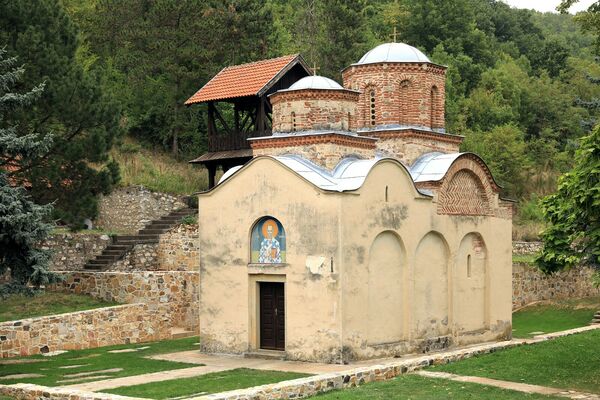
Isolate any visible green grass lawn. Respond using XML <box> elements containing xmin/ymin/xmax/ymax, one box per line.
<box><xmin>512</xmin><ymin>297</ymin><xmax>600</xmax><ymax>338</ymax></box>
<box><xmin>105</xmin><ymin>368</ymin><xmax>310</xmax><ymax>399</ymax></box>
<box><xmin>432</xmin><ymin>329</ymin><xmax>600</xmax><ymax>394</ymax></box>
<box><xmin>0</xmin><ymin>336</ymin><xmax>200</xmax><ymax>386</ymax></box>
<box><xmin>313</xmin><ymin>374</ymin><xmax>558</xmax><ymax>399</ymax></box>
<box><xmin>0</xmin><ymin>292</ymin><xmax>120</xmax><ymax>323</ymax></box>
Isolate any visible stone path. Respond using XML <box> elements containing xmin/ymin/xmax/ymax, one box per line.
<box><xmin>67</xmin><ymin>353</ymin><xmax>354</xmax><ymax>392</ymax></box>
<box><xmin>416</xmin><ymin>371</ymin><xmax>600</xmax><ymax>399</ymax></box>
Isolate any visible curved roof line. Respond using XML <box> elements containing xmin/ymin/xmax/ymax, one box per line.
<box><xmin>410</xmin><ymin>152</ymin><xmax>502</xmax><ymax>190</ymax></box>
<box><xmin>201</xmin><ymin>155</ymin><xmax>431</xmax><ymax>198</ymax></box>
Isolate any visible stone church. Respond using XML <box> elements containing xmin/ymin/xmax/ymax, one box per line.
<box><xmin>187</xmin><ymin>42</ymin><xmax>513</xmax><ymax>363</ymax></box>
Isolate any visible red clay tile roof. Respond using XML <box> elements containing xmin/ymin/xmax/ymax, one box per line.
<box><xmin>185</xmin><ymin>54</ymin><xmax>304</xmax><ymax>104</ymax></box>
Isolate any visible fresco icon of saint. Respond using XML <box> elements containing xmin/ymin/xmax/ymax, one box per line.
<box><xmin>251</xmin><ymin>217</ymin><xmax>286</xmax><ymax>264</ymax></box>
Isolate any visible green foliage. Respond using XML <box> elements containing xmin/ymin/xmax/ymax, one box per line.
<box><xmin>0</xmin><ymin>336</ymin><xmax>200</xmax><ymax>386</ymax></box>
<box><xmin>537</xmin><ymin>125</ymin><xmax>600</xmax><ymax>273</ymax></box>
<box><xmin>0</xmin><ymin>0</ymin><xmax>121</xmax><ymax>227</ymax></box>
<box><xmin>0</xmin><ymin>292</ymin><xmax>119</xmax><ymax>322</ymax></box>
<box><xmin>106</xmin><ymin>369</ymin><xmax>310</xmax><ymax>399</ymax></box>
<box><xmin>180</xmin><ymin>214</ymin><xmax>198</xmax><ymax>226</ymax></box>
<box><xmin>434</xmin><ymin>329</ymin><xmax>600</xmax><ymax>393</ymax></box>
<box><xmin>0</xmin><ymin>50</ymin><xmax>59</xmax><ymax>295</ymax></box>
<box><xmin>462</xmin><ymin>124</ymin><xmax>528</xmax><ymax>198</ymax></box>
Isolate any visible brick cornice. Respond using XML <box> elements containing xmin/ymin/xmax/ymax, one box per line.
<box><xmin>270</xmin><ymin>89</ymin><xmax>359</xmax><ymax>104</ymax></box>
<box><xmin>342</xmin><ymin>62</ymin><xmax>447</xmax><ymax>78</ymax></box>
<box><xmin>250</xmin><ymin>133</ymin><xmax>377</xmax><ymax>150</ymax></box>
<box><xmin>359</xmin><ymin>128</ymin><xmax>463</xmax><ymax>145</ymax></box>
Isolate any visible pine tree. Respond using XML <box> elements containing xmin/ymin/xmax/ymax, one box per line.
<box><xmin>0</xmin><ymin>49</ymin><xmax>59</xmax><ymax>296</ymax></box>
<box><xmin>0</xmin><ymin>0</ymin><xmax>121</xmax><ymax>227</ymax></box>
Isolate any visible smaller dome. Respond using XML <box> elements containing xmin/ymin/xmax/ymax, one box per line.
<box><xmin>287</xmin><ymin>75</ymin><xmax>344</xmax><ymax>91</ymax></box>
<box><xmin>357</xmin><ymin>42</ymin><xmax>430</xmax><ymax>65</ymax></box>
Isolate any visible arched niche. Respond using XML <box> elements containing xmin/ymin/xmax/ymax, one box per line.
<box><xmin>250</xmin><ymin>217</ymin><xmax>286</xmax><ymax>264</ymax></box>
<box><xmin>367</xmin><ymin>231</ymin><xmax>406</xmax><ymax>344</ymax></box>
<box><xmin>413</xmin><ymin>231</ymin><xmax>450</xmax><ymax>338</ymax></box>
<box><xmin>454</xmin><ymin>232</ymin><xmax>488</xmax><ymax>333</ymax></box>
<box><xmin>398</xmin><ymin>79</ymin><xmax>411</xmax><ymax>125</ymax></box>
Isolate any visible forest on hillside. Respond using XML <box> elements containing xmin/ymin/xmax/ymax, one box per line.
<box><xmin>1</xmin><ymin>0</ymin><xmax>599</xmax><ymax>233</ymax></box>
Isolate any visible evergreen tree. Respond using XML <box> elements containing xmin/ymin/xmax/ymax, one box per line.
<box><xmin>0</xmin><ymin>49</ymin><xmax>59</xmax><ymax>296</ymax></box>
<box><xmin>0</xmin><ymin>0</ymin><xmax>121</xmax><ymax>227</ymax></box>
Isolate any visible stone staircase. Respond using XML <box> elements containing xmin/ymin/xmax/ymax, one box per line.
<box><xmin>591</xmin><ymin>311</ymin><xmax>600</xmax><ymax>325</ymax></box>
<box><xmin>84</xmin><ymin>207</ymin><xmax>196</xmax><ymax>271</ymax></box>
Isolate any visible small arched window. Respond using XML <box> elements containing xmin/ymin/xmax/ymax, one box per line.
<box><xmin>251</xmin><ymin>217</ymin><xmax>286</xmax><ymax>264</ymax></box>
<box><xmin>399</xmin><ymin>80</ymin><xmax>410</xmax><ymax>125</ymax></box>
<box><xmin>369</xmin><ymin>90</ymin><xmax>376</xmax><ymax>126</ymax></box>
<box><xmin>291</xmin><ymin>112</ymin><xmax>297</xmax><ymax>132</ymax></box>
<box><xmin>430</xmin><ymin>86</ymin><xmax>438</xmax><ymax>128</ymax></box>
<box><xmin>347</xmin><ymin>111</ymin><xmax>352</xmax><ymax>131</ymax></box>
<box><xmin>467</xmin><ymin>254</ymin><xmax>472</xmax><ymax>278</ymax></box>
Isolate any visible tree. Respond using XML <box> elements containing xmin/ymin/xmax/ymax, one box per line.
<box><xmin>537</xmin><ymin>125</ymin><xmax>600</xmax><ymax>274</ymax></box>
<box><xmin>0</xmin><ymin>49</ymin><xmax>59</xmax><ymax>295</ymax></box>
<box><xmin>0</xmin><ymin>0</ymin><xmax>121</xmax><ymax>227</ymax></box>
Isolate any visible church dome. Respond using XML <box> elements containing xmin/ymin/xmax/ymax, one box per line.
<box><xmin>286</xmin><ymin>75</ymin><xmax>344</xmax><ymax>91</ymax></box>
<box><xmin>356</xmin><ymin>42</ymin><xmax>430</xmax><ymax>65</ymax></box>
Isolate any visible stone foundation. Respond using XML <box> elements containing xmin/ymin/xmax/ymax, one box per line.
<box><xmin>0</xmin><ymin>303</ymin><xmax>170</xmax><ymax>358</ymax></box>
<box><xmin>96</xmin><ymin>186</ymin><xmax>186</xmax><ymax>233</ymax></box>
<box><xmin>53</xmin><ymin>271</ymin><xmax>199</xmax><ymax>332</ymax></box>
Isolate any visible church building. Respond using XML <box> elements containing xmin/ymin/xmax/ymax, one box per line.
<box><xmin>187</xmin><ymin>43</ymin><xmax>513</xmax><ymax>363</ymax></box>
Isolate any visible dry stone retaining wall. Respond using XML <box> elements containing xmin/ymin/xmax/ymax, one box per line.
<box><xmin>96</xmin><ymin>185</ymin><xmax>186</xmax><ymax>233</ymax></box>
<box><xmin>0</xmin><ymin>303</ymin><xmax>169</xmax><ymax>358</ymax></box>
<box><xmin>54</xmin><ymin>271</ymin><xmax>199</xmax><ymax>332</ymax></box>
<box><xmin>512</xmin><ymin>263</ymin><xmax>600</xmax><ymax>309</ymax></box>
<box><xmin>44</xmin><ymin>233</ymin><xmax>111</xmax><ymax>271</ymax></box>
<box><xmin>157</xmin><ymin>224</ymin><xmax>199</xmax><ymax>271</ymax></box>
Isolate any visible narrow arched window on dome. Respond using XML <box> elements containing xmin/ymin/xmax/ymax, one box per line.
<box><xmin>291</xmin><ymin>111</ymin><xmax>297</xmax><ymax>132</ymax></box>
<box><xmin>399</xmin><ymin>80</ymin><xmax>410</xmax><ymax>125</ymax></box>
<box><xmin>430</xmin><ymin>86</ymin><xmax>438</xmax><ymax>128</ymax></box>
<box><xmin>369</xmin><ymin>90</ymin><xmax>376</xmax><ymax>126</ymax></box>
<box><xmin>347</xmin><ymin>111</ymin><xmax>352</xmax><ymax>131</ymax></box>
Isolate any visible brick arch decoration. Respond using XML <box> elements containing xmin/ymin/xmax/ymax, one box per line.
<box><xmin>437</xmin><ymin>155</ymin><xmax>498</xmax><ymax>216</ymax></box>
<box><xmin>398</xmin><ymin>78</ymin><xmax>412</xmax><ymax>125</ymax></box>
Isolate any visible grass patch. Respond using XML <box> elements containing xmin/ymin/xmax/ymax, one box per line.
<box><xmin>313</xmin><ymin>374</ymin><xmax>557</xmax><ymax>399</ymax></box>
<box><xmin>0</xmin><ymin>336</ymin><xmax>200</xmax><ymax>386</ymax></box>
<box><xmin>0</xmin><ymin>292</ymin><xmax>120</xmax><ymax>323</ymax></box>
<box><xmin>512</xmin><ymin>253</ymin><xmax>537</xmax><ymax>264</ymax></box>
<box><xmin>112</xmin><ymin>138</ymin><xmax>209</xmax><ymax>195</ymax></box>
<box><xmin>433</xmin><ymin>329</ymin><xmax>600</xmax><ymax>393</ymax></box>
<box><xmin>105</xmin><ymin>368</ymin><xmax>309</xmax><ymax>399</ymax></box>
<box><xmin>512</xmin><ymin>297</ymin><xmax>600</xmax><ymax>338</ymax></box>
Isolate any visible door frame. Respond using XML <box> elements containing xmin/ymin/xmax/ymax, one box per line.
<box><xmin>248</xmin><ymin>274</ymin><xmax>286</xmax><ymax>352</ymax></box>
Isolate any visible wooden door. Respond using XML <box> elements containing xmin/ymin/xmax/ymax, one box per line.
<box><xmin>259</xmin><ymin>282</ymin><xmax>285</xmax><ymax>351</ymax></box>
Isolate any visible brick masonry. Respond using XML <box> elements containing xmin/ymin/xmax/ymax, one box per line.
<box><xmin>270</xmin><ymin>89</ymin><xmax>359</xmax><ymax>132</ymax></box>
<box><xmin>95</xmin><ymin>186</ymin><xmax>186</xmax><ymax>233</ymax></box>
<box><xmin>253</xmin><ymin>138</ymin><xmax>377</xmax><ymax>170</ymax></box>
<box><xmin>342</xmin><ymin>62</ymin><xmax>446</xmax><ymax>130</ymax></box>
<box><xmin>0</xmin><ymin>303</ymin><xmax>170</xmax><ymax>358</ymax></box>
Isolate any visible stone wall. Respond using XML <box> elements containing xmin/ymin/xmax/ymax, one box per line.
<box><xmin>0</xmin><ymin>384</ymin><xmax>138</xmax><ymax>400</ymax></box>
<box><xmin>54</xmin><ymin>271</ymin><xmax>199</xmax><ymax>331</ymax></box>
<box><xmin>43</xmin><ymin>232</ymin><xmax>111</xmax><ymax>271</ymax></box>
<box><xmin>157</xmin><ymin>224</ymin><xmax>200</xmax><ymax>271</ymax></box>
<box><xmin>512</xmin><ymin>263</ymin><xmax>600</xmax><ymax>309</ymax></box>
<box><xmin>0</xmin><ymin>303</ymin><xmax>170</xmax><ymax>358</ymax></box>
<box><xmin>513</xmin><ymin>241</ymin><xmax>542</xmax><ymax>255</ymax></box>
<box><xmin>96</xmin><ymin>186</ymin><xmax>186</xmax><ymax>233</ymax></box>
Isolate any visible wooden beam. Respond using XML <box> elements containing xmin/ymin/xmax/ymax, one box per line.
<box><xmin>213</xmin><ymin>104</ymin><xmax>232</xmax><ymax>134</ymax></box>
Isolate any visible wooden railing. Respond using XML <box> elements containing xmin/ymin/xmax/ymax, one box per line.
<box><xmin>207</xmin><ymin>131</ymin><xmax>268</xmax><ymax>152</ymax></box>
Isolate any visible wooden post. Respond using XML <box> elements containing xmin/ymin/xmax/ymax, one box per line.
<box><xmin>207</xmin><ymin>164</ymin><xmax>217</xmax><ymax>189</ymax></box>
<box><xmin>257</xmin><ymin>97</ymin><xmax>265</xmax><ymax>135</ymax></box>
